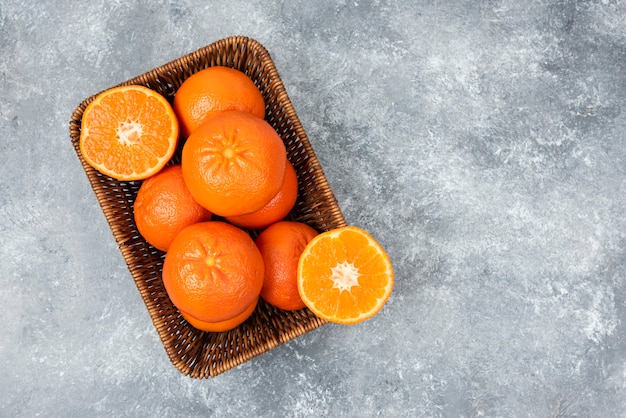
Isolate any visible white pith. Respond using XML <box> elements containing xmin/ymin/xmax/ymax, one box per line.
<box><xmin>116</xmin><ymin>120</ymin><xmax>143</xmax><ymax>145</ymax></box>
<box><xmin>330</xmin><ymin>261</ymin><xmax>361</xmax><ymax>292</ymax></box>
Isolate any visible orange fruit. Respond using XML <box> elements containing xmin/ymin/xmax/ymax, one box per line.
<box><xmin>255</xmin><ymin>221</ymin><xmax>319</xmax><ymax>311</ymax></box>
<box><xmin>133</xmin><ymin>164</ymin><xmax>212</xmax><ymax>252</ymax></box>
<box><xmin>182</xmin><ymin>111</ymin><xmax>287</xmax><ymax>217</ymax></box>
<box><xmin>162</xmin><ymin>221</ymin><xmax>264</xmax><ymax>323</ymax></box>
<box><xmin>180</xmin><ymin>298</ymin><xmax>258</xmax><ymax>332</ymax></box>
<box><xmin>297</xmin><ymin>226</ymin><xmax>394</xmax><ymax>325</ymax></box>
<box><xmin>79</xmin><ymin>85</ymin><xmax>179</xmax><ymax>181</ymax></box>
<box><xmin>226</xmin><ymin>161</ymin><xmax>298</xmax><ymax>229</ymax></box>
<box><xmin>173</xmin><ymin>66</ymin><xmax>265</xmax><ymax>138</ymax></box>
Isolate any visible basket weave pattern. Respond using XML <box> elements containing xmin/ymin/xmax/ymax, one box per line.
<box><xmin>69</xmin><ymin>36</ymin><xmax>346</xmax><ymax>378</ymax></box>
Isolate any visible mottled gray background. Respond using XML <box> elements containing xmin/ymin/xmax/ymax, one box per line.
<box><xmin>1</xmin><ymin>0</ymin><xmax>625</xmax><ymax>416</ymax></box>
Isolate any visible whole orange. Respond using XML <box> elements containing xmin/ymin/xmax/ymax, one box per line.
<box><xmin>226</xmin><ymin>160</ymin><xmax>298</xmax><ymax>230</ymax></box>
<box><xmin>180</xmin><ymin>298</ymin><xmax>258</xmax><ymax>332</ymax></box>
<box><xmin>133</xmin><ymin>164</ymin><xmax>212</xmax><ymax>252</ymax></box>
<box><xmin>255</xmin><ymin>221</ymin><xmax>318</xmax><ymax>311</ymax></box>
<box><xmin>182</xmin><ymin>111</ymin><xmax>287</xmax><ymax>217</ymax></box>
<box><xmin>173</xmin><ymin>66</ymin><xmax>265</xmax><ymax>138</ymax></box>
<box><xmin>162</xmin><ymin>221</ymin><xmax>264</xmax><ymax>322</ymax></box>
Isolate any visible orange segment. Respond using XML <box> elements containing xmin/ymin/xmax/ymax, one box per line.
<box><xmin>79</xmin><ymin>85</ymin><xmax>179</xmax><ymax>180</ymax></box>
<box><xmin>297</xmin><ymin>226</ymin><xmax>394</xmax><ymax>324</ymax></box>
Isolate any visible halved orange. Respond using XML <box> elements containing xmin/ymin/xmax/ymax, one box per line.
<box><xmin>79</xmin><ymin>85</ymin><xmax>179</xmax><ymax>181</ymax></box>
<box><xmin>297</xmin><ymin>226</ymin><xmax>394</xmax><ymax>325</ymax></box>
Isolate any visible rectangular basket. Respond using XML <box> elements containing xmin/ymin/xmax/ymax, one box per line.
<box><xmin>69</xmin><ymin>36</ymin><xmax>346</xmax><ymax>378</ymax></box>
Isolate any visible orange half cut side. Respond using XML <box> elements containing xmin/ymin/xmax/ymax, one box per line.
<box><xmin>79</xmin><ymin>85</ymin><xmax>179</xmax><ymax>181</ymax></box>
<box><xmin>297</xmin><ymin>226</ymin><xmax>394</xmax><ymax>325</ymax></box>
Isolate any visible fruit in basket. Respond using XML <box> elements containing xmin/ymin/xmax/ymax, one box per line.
<box><xmin>133</xmin><ymin>164</ymin><xmax>212</xmax><ymax>252</ymax></box>
<box><xmin>297</xmin><ymin>226</ymin><xmax>394</xmax><ymax>324</ymax></box>
<box><xmin>173</xmin><ymin>66</ymin><xmax>265</xmax><ymax>137</ymax></box>
<box><xmin>255</xmin><ymin>221</ymin><xmax>319</xmax><ymax>311</ymax></box>
<box><xmin>162</xmin><ymin>221</ymin><xmax>264</xmax><ymax>326</ymax></box>
<box><xmin>79</xmin><ymin>85</ymin><xmax>179</xmax><ymax>181</ymax></box>
<box><xmin>182</xmin><ymin>111</ymin><xmax>286</xmax><ymax>217</ymax></box>
<box><xmin>226</xmin><ymin>161</ymin><xmax>298</xmax><ymax>229</ymax></box>
<box><xmin>180</xmin><ymin>297</ymin><xmax>258</xmax><ymax>332</ymax></box>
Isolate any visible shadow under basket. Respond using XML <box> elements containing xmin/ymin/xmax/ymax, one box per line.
<box><xmin>69</xmin><ymin>36</ymin><xmax>347</xmax><ymax>378</ymax></box>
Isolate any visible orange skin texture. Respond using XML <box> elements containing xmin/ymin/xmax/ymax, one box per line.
<box><xmin>173</xmin><ymin>66</ymin><xmax>265</xmax><ymax>138</ymax></box>
<box><xmin>255</xmin><ymin>221</ymin><xmax>319</xmax><ymax>311</ymax></box>
<box><xmin>133</xmin><ymin>164</ymin><xmax>212</xmax><ymax>252</ymax></box>
<box><xmin>180</xmin><ymin>298</ymin><xmax>258</xmax><ymax>332</ymax></box>
<box><xmin>181</xmin><ymin>111</ymin><xmax>286</xmax><ymax>217</ymax></box>
<box><xmin>226</xmin><ymin>161</ymin><xmax>298</xmax><ymax>230</ymax></box>
<box><xmin>162</xmin><ymin>221</ymin><xmax>264</xmax><ymax>323</ymax></box>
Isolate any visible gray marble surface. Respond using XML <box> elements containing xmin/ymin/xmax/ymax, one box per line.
<box><xmin>2</xmin><ymin>0</ymin><xmax>625</xmax><ymax>416</ymax></box>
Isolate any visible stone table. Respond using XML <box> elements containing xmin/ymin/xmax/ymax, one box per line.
<box><xmin>2</xmin><ymin>1</ymin><xmax>625</xmax><ymax>416</ymax></box>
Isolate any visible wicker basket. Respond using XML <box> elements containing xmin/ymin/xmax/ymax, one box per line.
<box><xmin>69</xmin><ymin>36</ymin><xmax>346</xmax><ymax>378</ymax></box>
